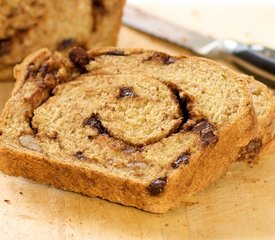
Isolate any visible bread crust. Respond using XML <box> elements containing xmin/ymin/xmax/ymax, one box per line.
<box><xmin>0</xmin><ymin>47</ymin><xmax>258</xmax><ymax>213</ymax></box>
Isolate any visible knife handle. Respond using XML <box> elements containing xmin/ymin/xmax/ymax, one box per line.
<box><xmin>224</xmin><ymin>42</ymin><xmax>275</xmax><ymax>87</ymax></box>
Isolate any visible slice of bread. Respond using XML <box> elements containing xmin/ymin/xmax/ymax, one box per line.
<box><xmin>237</xmin><ymin>76</ymin><xmax>275</xmax><ymax>162</ymax></box>
<box><xmin>0</xmin><ymin>0</ymin><xmax>125</xmax><ymax>81</ymax></box>
<box><xmin>0</xmin><ymin>47</ymin><xmax>256</xmax><ymax>213</ymax></box>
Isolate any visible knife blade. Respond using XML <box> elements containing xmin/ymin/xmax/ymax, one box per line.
<box><xmin>123</xmin><ymin>5</ymin><xmax>275</xmax><ymax>88</ymax></box>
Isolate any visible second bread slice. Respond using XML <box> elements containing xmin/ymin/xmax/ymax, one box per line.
<box><xmin>238</xmin><ymin>76</ymin><xmax>275</xmax><ymax>162</ymax></box>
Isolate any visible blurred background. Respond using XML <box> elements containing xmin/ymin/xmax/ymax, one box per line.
<box><xmin>121</xmin><ymin>0</ymin><xmax>275</xmax><ymax>51</ymax></box>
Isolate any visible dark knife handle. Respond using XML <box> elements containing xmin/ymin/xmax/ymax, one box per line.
<box><xmin>229</xmin><ymin>44</ymin><xmax>275</xmax><ymax>88</ymax></box>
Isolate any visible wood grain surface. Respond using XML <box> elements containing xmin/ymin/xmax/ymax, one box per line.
<box><xmin>0</xmin><ymin>3</ymin><xmax>275</xmax><ymax>240</ymax></box>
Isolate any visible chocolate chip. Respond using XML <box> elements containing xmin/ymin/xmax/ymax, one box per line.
<box><xmin>69</xmin><ymin>47</ymin><xmax>89</xmax><ymax>73</ymax></box>
<box><xmin>92</xmin><ymin>0</ymin><xmax>105</xmax><ymax>13</ymax></box>
<box><xmin>165</xmin><ymin>57</ymin><xmax>176</xmax><ymax>65</ymax></box>
<box><xmin>192</xmin><ymin>120</ymin><xmax>215</xmax><ymax>133</ymax></box>
<box><xmin>39</xmin><ymin>65</ymin><xmax>49</xmax><ymax>76</ymax></box>
<box><xmin>118</xmin><ymin>87</ymin><xmax>137</xmax><ymax>98</ymax></box>
<box><xmin>246</xmin><ymin>139</ymin><xmax>262</xmax><ymax>154</ymax></box>
<box><xmin>92</xmin><ymin>0</ymin><xmax>107</xmax><ymax>31</ymax></box>
<box><xmin>4</xmin><ymin>199</ymin><xmax>10</xmax><ymax>204</ymax></box>
<box><xmin>27</xmin><ymin>63</ymin><xmax>38</xmax><ymax>78</ymax></box>
<box><xmin>171</xmin><ymin>152</ymin><xmax>190</xmax><ymax>168</ymax></box>
<box><xmin>192</xmin><ymin>120</ymin><xmax>218</xmax><ymax>146</ymax></box>
<box><xmin>0</xmin><ymin>131</ymin><xmax>3</xmax><ymax>136</ymax></box>
<box><xmin>147</xmin><ymin>177</ymin><xmax>167</xmax><ymax>196</ymax></box>
<box><xmin>26</xmin><ymin>62</ymin><xmax>58</xmax><ymax>86</ymax></box>
<box><xmin>83</xmin><ymin>113</ymin><xmax>108</xmax><ymax>134</ymax></box>
<box><xmin>0</xmin><ymin>38</ymin><xmax>11</xmax><ymax>56</ymax></box>
<box><xmin>105</xmin><ymin>50</ymin><xmax>125</xmax><ymax>56</ymax></box>
<box><xmin>74</xmin><ymin>151</ymin><xmax>86</xmax><ymax>160</ymax></box>
<box><xmin>88</xmin><ymin>135</ymin><xmax>93</xmax><ymax>140</ymax></box>
<box><xmin>144</xmin><ymin>52</ymin><xmax>176</xmax><ymax>65</ymax></box>
<box><xmin>38</xmin><ymin>64</ymin><xmax>57</xmax><ymax>78</ymax></box>
<box><xmin>201</xmin><ymin>131</ymin><xmax>218</xmax><ymax>146</ymax></box>
<box><xmin>57</xmin><ymin>38</ymin><xmax>76</xmax><ymax>51</ymax></box>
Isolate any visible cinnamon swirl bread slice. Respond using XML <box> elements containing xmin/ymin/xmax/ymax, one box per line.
<box><xmin>0</xmin><ymin>47</ymin><xmax>256</xmax><ymax>213</ymax></box>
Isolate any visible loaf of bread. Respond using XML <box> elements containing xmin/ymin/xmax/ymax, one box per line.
<box><xmin>238</xmin><ymin>76</ymin><xmax>275</xmax><ymax>162</ymax></box>
<box><xmin>0</xmin><ymin>0</ymin><xmax>125</xmax><ymax>81</ymax></box>
<box><xmin>0</xmin><ymin>47</ymin><xmax>258</xmax><ymax>213</ymax></box>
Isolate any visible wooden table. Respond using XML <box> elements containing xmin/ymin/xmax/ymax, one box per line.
<box><xmin>1</xmin><ymin>4</ymin><xmax>275</xmax><ymax>239</ymax></box>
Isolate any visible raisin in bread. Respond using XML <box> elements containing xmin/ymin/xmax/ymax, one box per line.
<box><xmin>238</xmin><ymin>76</ymin><xmax>275</xmax><ymax>162</ymax></box>
<box><xmin>0</xmin><ymin>0</ymin><xmax>125</xmax><ymax>81</ymax></box>
<box><xmin>0</xmin><ymin>47</ymin><xmax>256</xmax><ymax>213</ymax></box>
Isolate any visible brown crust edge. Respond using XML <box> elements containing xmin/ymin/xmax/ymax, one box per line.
<box><xmin>0</xmin><ymin>144</ymin><xmax>199</xmax><ymax>213</ymax></box>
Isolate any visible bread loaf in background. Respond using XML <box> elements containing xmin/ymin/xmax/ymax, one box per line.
<box><xmin>0</xmin><ymin>0</ymin><xmax>125</xmax><ymax>81</ymax></box>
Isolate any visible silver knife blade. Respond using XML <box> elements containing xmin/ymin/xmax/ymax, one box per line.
<box><xmin>122</xmin><ymin>5</ymin><xmax>220</xmax><ymax>56</ymax></box>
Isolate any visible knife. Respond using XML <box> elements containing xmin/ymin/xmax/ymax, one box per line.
<box><xmin>123</xmin><ymin>5</ymin><xmax>275</xmax><ymax>88</ymax></box>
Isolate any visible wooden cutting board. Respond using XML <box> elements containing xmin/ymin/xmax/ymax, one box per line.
<box><xmin>0</xmin><ymin>4</ymin><xmax>275</xmax><ymax>239</ymax></box>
